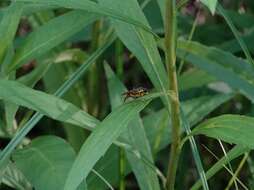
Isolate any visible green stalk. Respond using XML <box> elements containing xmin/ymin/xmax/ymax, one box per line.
<box><xmin>115</xmin><ymin>39</ymin><xmax>126</xmax><ymax>190</ymax></box>
<box><xmin>119</xmin><ymin>148</ymin><xmax>126</xmax><ymax>190</ymax></box>
<box><xmin>87</xmin><ymin>20</ymin><xmax>103</xmax><ymax>116</ymax></box>
<box><xmin>164</xmin><ymin>0</ymin><xmax>181</xmax><ymax>189</ymax></box>
<box><xmin>115</xmin><ymin>39</ymin><xmax>124</xmax><ymax>79</ymax></box>
<box><xmin>177</xmin><ymin>11</ymin><xmax>199</xmax><ymax>75</ymax></box>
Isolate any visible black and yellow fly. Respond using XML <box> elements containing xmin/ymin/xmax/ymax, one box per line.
<box><xmin>122</xmin><ymin>87</ymin><xmax>148</xmax><ymax>102</ymax></box>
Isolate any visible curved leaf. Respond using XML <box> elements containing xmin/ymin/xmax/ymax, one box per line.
<box><xmin>200</xmin><ymin>0</ymin><xmax>217</xmax><ymax>14</ymax></box>
<box><xmin>192</xmin><ymin>114</ymin><xmax>254</xmax><ymax>148</ymax></box>
<box><xmin>0</xmin><ymin>79</ymin><xmax>98</xmax><ymax>130</ymax></box>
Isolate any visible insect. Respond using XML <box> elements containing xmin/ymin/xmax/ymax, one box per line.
<box><xmin>122</xmin><ymin>87</ymin><xmax>148</xmax><ymax>102</ymax></box>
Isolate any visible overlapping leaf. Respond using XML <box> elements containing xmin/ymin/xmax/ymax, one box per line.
<box><xmin>64</xmin><ymin>95</ymin><xmax>157</xmax><ymax>190</ymax></box>
<box><xmin>104</xmin><ymin>63</ymin><xmax>160</xmax><ymax>190</ymax></box>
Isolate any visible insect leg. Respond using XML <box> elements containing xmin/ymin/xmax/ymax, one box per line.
<box><xmin>124</xmin><ymin>95</ymin><xmax>129</xmax><ymax>102</ymax></box>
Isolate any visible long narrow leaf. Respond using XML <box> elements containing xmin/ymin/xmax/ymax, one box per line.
<box><xmin>0</xmin><ymin>2</ymin><xmax>23</xmax><ymax>63</ymax></box>
<box><xmin>64</xmin><ymin>95</ymin><xmax>158</xmax><ymax>190</ymax></box>
<box><xmin>9</xmin><ymin>11</ymin><xmax>100</xmax><ymax>71</ymax></box>
<box><xmin>14</xmin><ymin>0</ymin><xmax>155</xmax><ymax>37</ymax></box>
<box><xmin>0</xmin><ymin>79</ymin><xmax>99</xmax><ymax>129</ymax></box>
<box><xmin>104</xmin><ymin>63</ymin><xmax>160</xmax><ymax>190</ymax></box>
<box><xmin>192</xmin><ymin>114</ymin><xmax>254</xmax><ymax>149</ymax></box>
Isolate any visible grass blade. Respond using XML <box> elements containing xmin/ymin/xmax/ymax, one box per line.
<box><xmin>180</xmin><ymin>107</ymin><xmax>209</xmax><ymax>190</ymax></box>
<box><xmin>14</xmin><ymin>0</ymin><xmax>155</xmax><ymax>37</ymax></box>
<box><xmin>191</xmin><ymin>145</ymin><xmax>249</xmax><ymax>190</ymax></box>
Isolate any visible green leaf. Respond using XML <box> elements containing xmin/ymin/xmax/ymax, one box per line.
<box><xmin>177</xmin><ymin>40</ymin><xmax>254</xmax><ymax>101</ymax></box>
<box><xmin>0</xmin><ymin>79</ymin><xmax>99</xmax><ymax>130</ymax></box>
<box><xmin>4</xmin><ymin>62</ymin><xmax>52</xmax><ymax>135</ymax></box>
<box><xmin>87</xmin><ymin>145</ymin><xmax>121</xmax><ymax>190</ymax></box>
<box><xmin>1</xmin><ymin>162</ymin><xmax>32</xmax><ymax>190</ymax></box>
<box><xmin>12</xmin><ymin>136</ymin><xmax>78</xmax><ymax>190</ymax></box>
<box><xmin>183</xmin><ymin>94</ymin><xmax>233</xmax><ymax>126</ymax></box>
<box><xmin>200</xmin><ymin>0</ymin><xmax>218</xmax><ymax>14</ymax></box>
<box><xmin>98</xmin><ymin>0</ymin><xmax>169</xmax><ymax>107</ymax></box>
<box><xmin>104</xmin><ymin>63</ymin><xmax>160</xmax><ymax>190</ymax></box>
<box><xmin>0</xmin><ymin>37</ymin><xmax>115</xmax><ymax>175</ymax></box>
<box><xmin>179</xmin><ymin>69</ymin><xmax>216</xmax><ymax>91</ymax></box>
<box><xmin>192</xmin><ymin>115</ymin><xmax>254</xmax><ymax>148</ymax></box>
<box><xmin>220</xmin><ymin>30</ymin><xmax>254</xmax><ymax>54</ymax></box>
<box><xmin>64</xmin><ymin>96</ymin><xmax>156</xmax><ymax>190</ymax></box>
<box><xmin>15</xmin><ymin>0</ymin><xmax>154</xmax><ymax>36</ymax></box>
<box><xmin>0</xmin><ymin>2</ymin><xmax>23</xmax><ymax>64</ymax></box>
<box><xmin>216</xmin><ymin>4</ymin><xmax>254</xmax><ymax>65</ymax></box>
<box><xmin>18</xmin><ymin>61</ymin><xmax>51</xmax><ymax>87</ymax></box>
<box><xmin>191</xmin><ymin>145</ymin><xmax>249</xmax><ymax>190</ymax></box>
<box><xmin>221</xmin><ymin>10</ymin><xmax>254</xmax><ymax>29</ymax></box>
<box><xmin>156</xmin><ymin>0</ymin><xmax>165</xmax><ymax>24</ymax></box>
<box><xmin>43</xmin><ymin>61</ymin><xmax>87</xmax><ymax>151</ymax></box>
<box><xmin>9</xmin><ymin>10</ymin><xmax>100</xmax><ymax>72</ymax></box>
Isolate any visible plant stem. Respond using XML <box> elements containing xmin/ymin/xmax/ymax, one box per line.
<box><xmin>87</xmin><ymin>20</ymin><xmax>102</xmax><ymax>116</ymax></box>
<box><xmin>115</xmin><ymin>39</ymin><xmax>124</xmax><ymax>80</ymax></box>
<box><xmin>115</xmin><ymin>38</ymin><xmax>126</xmax><ymax>190</ymax></box>
<box><xmin>164</xmin><ymin>0</ymin><xmax>181</xmax><ymax>189</ymax></box>
<box><xmin>119</xmin><ymin>148</ymin><xmax>126</xmax><ymax>190</ymax></box>
<box><xmin>177</xmin><ymin>10</ymin><xmax>199</xmax><ymax>75</ymax></box>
